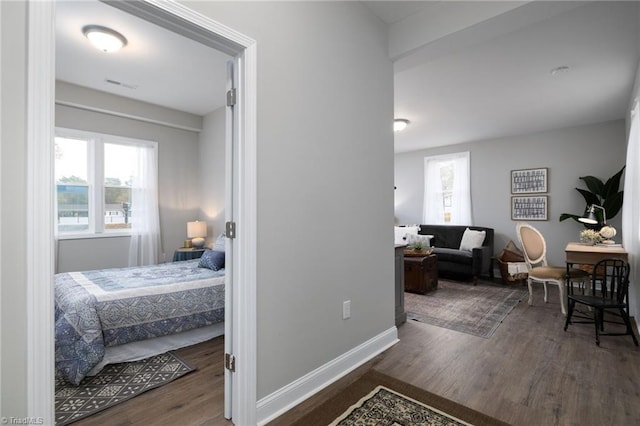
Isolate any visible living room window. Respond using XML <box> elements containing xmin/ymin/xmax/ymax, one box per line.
<box><xmin>423</xmin><ymin>151</ymin><xmax>471</xmax><ymax>225</ymax></box>
<box><xmin>55</xmin><ymin>128</ymin><xmax>157</xmax><ymax>238</ymax></box>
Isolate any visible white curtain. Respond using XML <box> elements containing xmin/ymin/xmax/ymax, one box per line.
<box><xmin>423</xmin><ymin>152</ymin><xmax>471</xmax><ymax>225</ymax></box>
<box><xmin>128</xmin><ymin>143</ymin><xmax>161</xmax><ymax>266</ymax></box>
<box><xmin>450</xmin><ymin>152</ymin><xmax>471</xmax><ymax>225</ymax></box>
<box><xmin>423</xmin><ymin>156</ymin><xmax>445</xmax><ymax>223</ymax></box>
<box><xmin>623</xmin><ymin>99</ymin><xmax>640</xmax><ymax>318</ymax></box>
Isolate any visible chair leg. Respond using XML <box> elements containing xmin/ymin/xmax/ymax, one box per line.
<box><xmin>527</xmin><ymin>278</ymin><xmax>534</xmax><ymax>306</ymax></box>
<box><xmin>620</xmin><ymin>308</ymin><xmax>639</xmax><ymax>346</ymax></box>
<box><xmin>558</xmin><ymin>280</ymin><xmax>567</xmax><ymax>316</ymax></box>
<box><xmin>543</xmin><ymin>281</ymin><xmax>548</xmax><ymax>303</ymax></box>
<box><xmin>564</xmin><ymin>299</ymin><xmax>575</xmax><ymax>331</ymax></box>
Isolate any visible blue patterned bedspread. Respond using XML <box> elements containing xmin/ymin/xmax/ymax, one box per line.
<box><xmin>55</xmin><ymin>260</ymin><xmax>225</xmax><ymax>385</ymax></box>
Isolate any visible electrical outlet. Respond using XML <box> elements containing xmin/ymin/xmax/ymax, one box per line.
<box><xmin>343</xmin><ymin>300</ymin><xmax>351</xmax><ymax>320</ymax></box>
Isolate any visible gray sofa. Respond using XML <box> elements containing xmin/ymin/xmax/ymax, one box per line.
<box><xmin>418</xmin><ymin>225</ymin><xmax>494</xmax><ymax>285</ymax></box>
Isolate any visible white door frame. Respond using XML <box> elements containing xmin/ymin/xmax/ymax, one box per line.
<box><xmin>26</xmin><ymin>1</ymin><xmax>257</xmax><ymax>424</ymax></box>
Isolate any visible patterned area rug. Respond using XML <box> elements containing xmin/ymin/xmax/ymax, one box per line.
<box><xmin>55</xmin><ymin>352</ymin><xmax>195</xmax><ymax>425</ymax></box>
<box><xmin>290</xmin><ymin>369</ymin><xmax>509</xmax><ymax>426</ymax></box>
<box><xmin>331</xmin><ymin>385</ymin><xmax>471</xmax><ymax>426</ymax></box>
<box><xmin>405</xmin><ymin>280</ymin><xmax>528</xmax><ymax>338</ymax></box>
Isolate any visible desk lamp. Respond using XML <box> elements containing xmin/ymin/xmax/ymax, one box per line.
<box><xmin>578</xmin><ymin>204</ymin><xmax>606</xmax><ymax>225</ymax></box>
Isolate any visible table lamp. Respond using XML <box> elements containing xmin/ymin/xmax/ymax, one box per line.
<box><xmin>187</xmin><ymin>221</ymin><xmax>207</xmax><ymax>248</ymax></box>
<box><xmin>578</xmin><ymin>204</ymin><xmax>606</xmax><ymax>225</ymax></box>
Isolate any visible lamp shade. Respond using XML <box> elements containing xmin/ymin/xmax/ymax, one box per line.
<box><xmin>187</xmin><ymin>221</ymin><xmax>207</xmax><ymax>238</ymax></box>
<box><xmin>578</xmin><ymin>204</ymin><xmax>606</xmax><ymax>225</ymax></box>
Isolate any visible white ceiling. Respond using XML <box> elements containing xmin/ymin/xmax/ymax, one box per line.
<box><xmin>57</xmin><ymin>1</ymin><xmax>640</xmax><ymax>153</ymax></box>
<box><xmin>56</xmin><ymin>0</ymin><xmax>231</xmax><ymax>116</ymax></box>
<box><xmin>364</xmin><ymin>1</ymin><xmax>640</xmax><ymax>152</ymax></box>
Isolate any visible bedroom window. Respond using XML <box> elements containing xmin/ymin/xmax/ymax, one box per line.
<box><xmin>423</xmin><ymin>152</ymin><xmax>471</xmax><ymax>225</ymax></box>
<box><xmin>55</xmin><ymin>129</ymin><xmax>157</xmax><ymax>238</ymax></box>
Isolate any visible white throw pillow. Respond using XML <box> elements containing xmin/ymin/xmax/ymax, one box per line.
<box><xmin>394</xmin><ymin>225</ymin><xmax>419</xmax><ymax>245</ymax></box>
<box><xmin>405</xmin><ymin>233</ymin><xmax>433</xmax><ymax>247</ymax></box>
<box><xmin>459</xmin><ymin>228</ymin><xmax>486</xmax><ymax>252</ymax></box>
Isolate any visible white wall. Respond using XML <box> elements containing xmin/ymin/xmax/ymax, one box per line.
<box><xmin>625</xmin><ymin>54</ymin><xmax>640</xmax><ymax>320</ymax></box>
<box><xmin>55</xmin><ymin>83</ymin><xmax>203</xmax><ymax>272</ymax></box>
<box><xmin>395</xmin><ymin>120</ymin><xmax>627</xmax><ymax>267</ymax></box>
<box><xmin>185</xmin><ymin>1</ymin><xmax>395</xmax><ymax>400</ymax></box>
<box><xmin>199</xmin><ymin>106</ymin><xmax>226</xmax><ymax>243</ymax></box>
<box><xmin>1</xmin><ymin>1</ymin><xmax>28</xmax><ymax>415</ymax></box>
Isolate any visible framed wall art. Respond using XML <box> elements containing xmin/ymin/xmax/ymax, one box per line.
<box><xmin>511</xmin><ymin>167</ymin><xmax>548</xmax><ymax>194</ymax></box>
<box><xmin>511</xmin><ymin>195</ymin><xmax>548</xmax><ymax>221</ymax></box>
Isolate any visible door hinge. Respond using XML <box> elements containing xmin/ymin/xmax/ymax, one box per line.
<box><xmin>226</xmin><ymin>88</ymin><xmax>236</xmax><ymax>107</ymax></box>
<box><xmin>226</xmin><ymin>221</ymin><xmax>236</xmax><ymax>239</ymax></box>
<box><xmin>225</xmin><ymin>353</ymin><xmax>236</xmax><ymax>372</ymax></box>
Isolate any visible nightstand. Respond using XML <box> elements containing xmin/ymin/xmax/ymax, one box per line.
<box><xmin>173</xmin><ymin>248</ymin><xmax>206</xmax><ymax>262</ymax></box>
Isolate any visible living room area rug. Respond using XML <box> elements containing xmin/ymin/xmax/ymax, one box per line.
<box><xmin>55</xmin><ymin>351</ymin><xmax>195</xmax><ymax>425</ymax></box>
<box><xmin>291</xmin><ymin>369</ymin><xmax>510</xmax><ymax>426</ymax></box>
<box><xmin>405</xmin><ymin>280</ymin><xmax>528</xmax><ymax>338</ymax></box>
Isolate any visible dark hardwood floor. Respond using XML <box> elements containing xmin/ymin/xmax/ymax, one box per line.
<box><xmin>71</xmin><ymin>334</ymin><xmax>232</xmax><ymax>426</ymax></box>
<box><xmin>72</xmin><ymin>283</ymin><xmax>640</xmax><ymax>425</ymax></box>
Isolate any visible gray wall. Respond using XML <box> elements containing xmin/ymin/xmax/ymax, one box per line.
<box><xmin>186</xmin><ymin>1</ymin><xmax>394</xmax><ymax>399</ymax></box>
<box><xmin>1</xmin><ymin>0</ymin><xmax>394</xmax><ymax>415</ymax></box>
<box><xmin>55</xmin><ymin>82</ymin><xmax>204</xmax><ymax>272</ymax></box>
<box><xmin>199</xmin><ymin>107</ymin><xmax>226</xmax><ymax>243</ymax></box>
<box><xmin>395</xmin><ymin>120</ymin><xmax>627</xmax><ymax>267</ymax></box>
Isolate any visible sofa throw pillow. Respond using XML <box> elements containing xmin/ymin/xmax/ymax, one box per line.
<box><xmin>459</xmin><ymin>228</ymin><xmax>486</xmax><ymax>252</ymax></box>
<box><xmin>198</xmin><ymin>249</ymin><xmax>225</xmax><ymax>271</ymax></box>
<box><xmin>405</xmin><ymin>233</ymin><xmax>433</xmax><ymax>247</ymax></box>
<box><xmin>394</xmin><ymin>226</ymin><xmax>419</xmax><ymax>245</ymax></box>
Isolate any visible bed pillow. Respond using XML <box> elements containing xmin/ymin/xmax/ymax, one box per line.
<box><xmin>459</xmin><ymin>228</ymin><xmax>486</xmax><ymax>252</ymax></box>
<box><xmin>405</xmin><ymin>233</ymin><xmax>433</xmax><ymax>247</ymax></box>
<box><xmin>198</xmin><ymin>249</ymin><xmax>225</xmax><ymax>271</ymax></box>
<box><xmin>394</xmin><ymin>225</ymin><xmax>419</xmax><ymax>244</ymax></box>
<box><xmin>212</xmin><ymin>233</ymin><xmax>226</xmax><ymax>252</ymax></box>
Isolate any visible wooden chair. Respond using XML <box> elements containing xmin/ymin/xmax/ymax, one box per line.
<box><xmin>564</xmin><ymin>258</ymin><xmax>639</xmax><ymax>346</ymax></box>
<box><xmin>516</xmin><ymin>222</ymin><xmax>588</xmax><ymax>316</ymax></box>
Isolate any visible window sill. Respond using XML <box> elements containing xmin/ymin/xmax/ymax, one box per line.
<box><xmin>56</xmin><ymin>232</ymin><xmax>132</xmax><ymax>241</ymax></box>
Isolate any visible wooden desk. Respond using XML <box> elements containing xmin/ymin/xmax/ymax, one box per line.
<box><xmin>565</xmin><ymin>242</ymin><xmax>628</xmax><ymax>292</ymax></box>
<box><xmin>565</xmin><ymin>242</ymin><xmax>628</xmax><ymax>267</ymax></box>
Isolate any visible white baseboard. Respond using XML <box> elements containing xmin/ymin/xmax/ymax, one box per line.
<box><xmin>256</xmin><ymin>326</ymin><xmax>399</xmax><ymax>425</ymax></box>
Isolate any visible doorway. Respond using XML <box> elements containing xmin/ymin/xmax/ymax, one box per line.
<box><xmin>26</xmin><ymin>1</ymin><xmax>257</xmax><ymax>424</ymax></box>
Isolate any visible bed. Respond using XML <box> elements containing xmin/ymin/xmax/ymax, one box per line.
<box><xmin>55</xmin><ymin>258</ymin><xmax>225</xmax><ymax>385</ymax></box>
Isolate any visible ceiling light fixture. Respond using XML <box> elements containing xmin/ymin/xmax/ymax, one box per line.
<box><xmin>550</xmin><ymin>65</ymin><xmax>570</xmax><ymax>76</ymax></box>
<box><xmin>394</xmin><ymin>119</ymin><xmax>410</xmax><ymax>132</ymax></box>
<box><xmin>83</xmin><ymin>25</ymin><xmax>128</xmax><ymax>53</ymax></box>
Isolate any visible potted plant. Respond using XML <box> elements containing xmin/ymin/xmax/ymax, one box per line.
<box><xmin>410</xmin><ymin>241</ymin><xmax>426</xmax><ymax>251</ymax></box>
<box><xmin>559</xmin><ymin>166</ymin><xmax>625</xmax><ymax>228</ymax></box>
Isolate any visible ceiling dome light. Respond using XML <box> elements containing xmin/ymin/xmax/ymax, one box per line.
<box><xmin>550</xmin><ymin>65</ymin><xmax>570</xmax><ymax>76</ymax></box>
<box><xmin>394</xmin><ymin>119</ymin><xmax>410</xmax><ymax>132</ymax></box>
<box><xmin>83</xmin><ymin>25</ymin><xmax>127</xmax><ymax>53</ymax></box>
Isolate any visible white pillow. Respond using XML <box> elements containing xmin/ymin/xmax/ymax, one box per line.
<box><xmin>459</xmin><ymin>228</ymin><xmax>486</xmax><ymax>251</ymax></box>
<box><xmin>405</xmin><ymin>233</ymin><xmax>433</xmax><ymax>247</ymax></box>
<box><xmin>394</xmin><ymin>225</ymin><xmax>419</xmax><ymax>245</ymax></box>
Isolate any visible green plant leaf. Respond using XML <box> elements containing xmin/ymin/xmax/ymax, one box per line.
<box><xmin>576</xmin><ymin>188</ymin><xmax>601</xmax><ymax>206</ymax></box>
<box><xmin>579</xmin><ymin>175</ymin><xmax>605</xmax><ymax>196</ymax></box>
<box><xmin>559</xmin><ymin>213</ymin><xmax>582</xmax><ymax>222</ymax></box>
<box><xmin>603</xmin><ymin>166</ymin><xmax>625</xmax><ymax>199</ymax></box>
<box><xmin>603</xmin><ymin>191</ymin><xmax>624</xmax><ymax>220</ymax></box>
